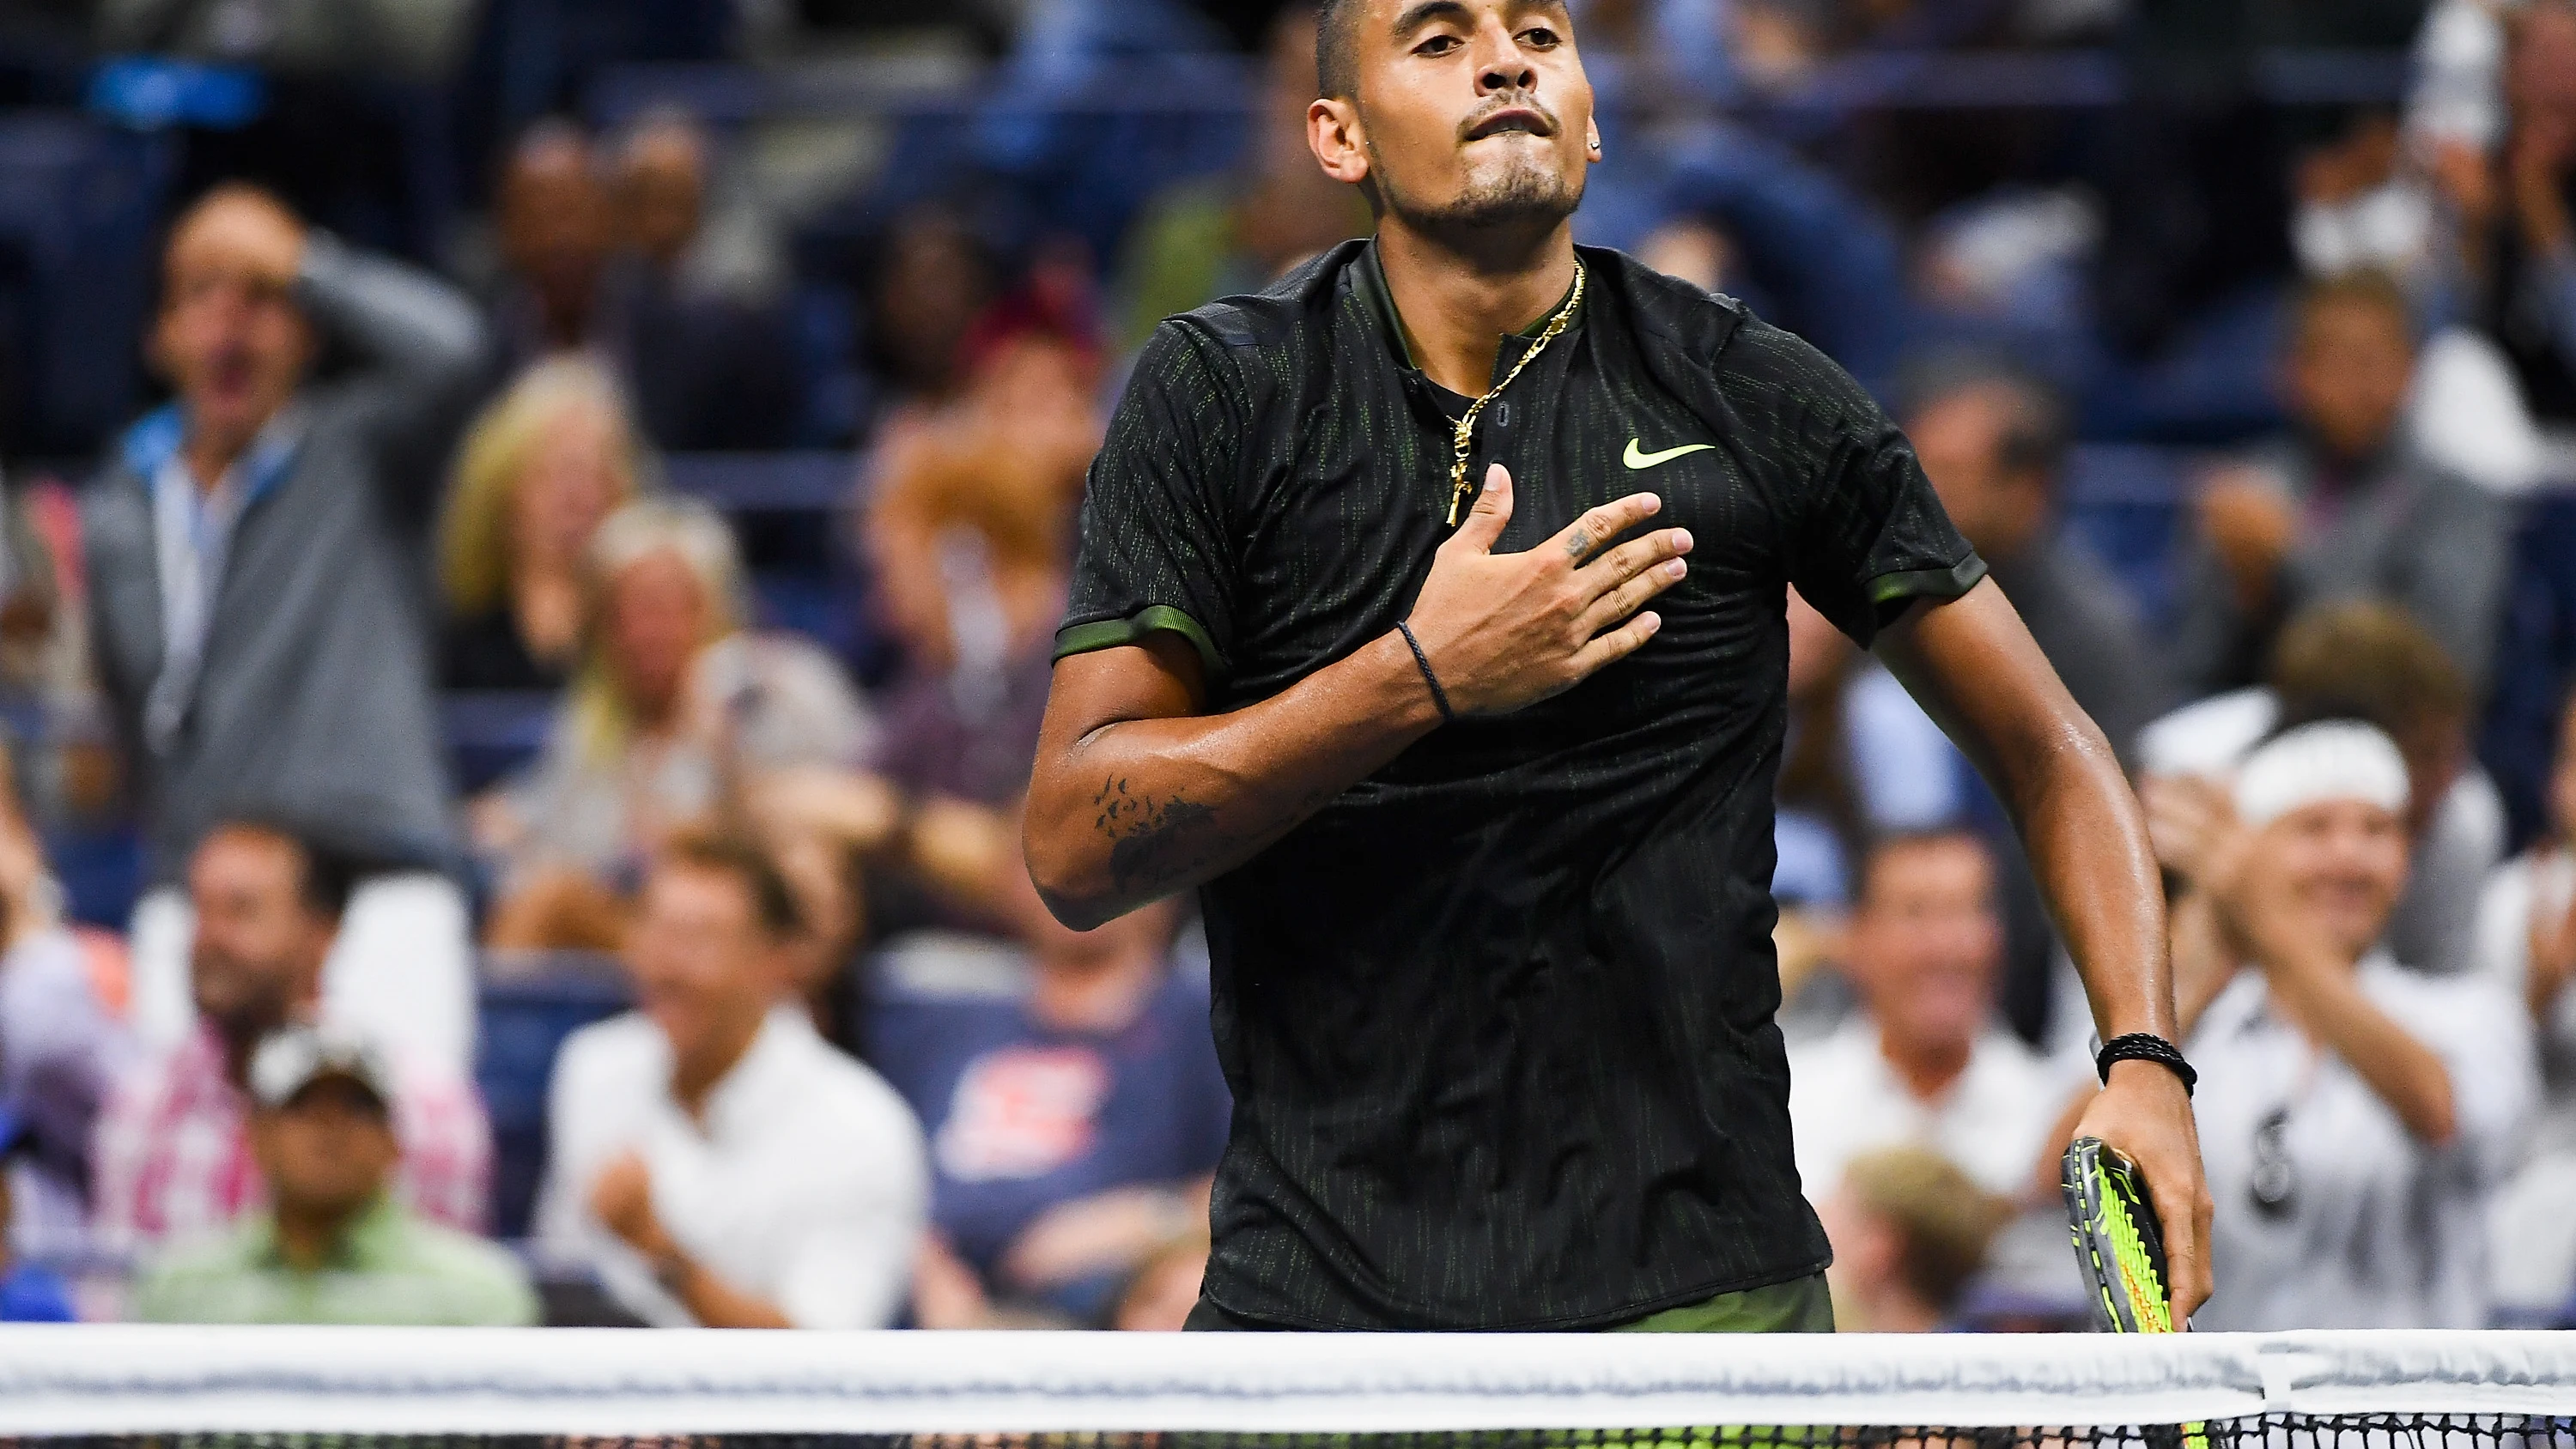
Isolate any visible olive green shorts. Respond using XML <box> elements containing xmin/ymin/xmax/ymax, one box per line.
<box><xmin>1181</xmin><ymin>1274</ymin><xmax>1835</xmax><ymax>1332</ymax></box>
<box><xmin>1607</xmin><ymin>1274</ymin><xmax>1836</xmax><ymax>1333</ymax></box>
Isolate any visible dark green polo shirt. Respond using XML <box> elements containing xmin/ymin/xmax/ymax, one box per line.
<box><xmin>1058</xmin><ymin>238</ymin><xmax>1984</xmax><ymax>1330</ymax></box>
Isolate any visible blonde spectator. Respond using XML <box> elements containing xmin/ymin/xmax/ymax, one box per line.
<box><xmin>477</xmin><ymin>499</ymin><xmax>880</xmax><ymax>949</ymax></box>
<box><xmin>438</xmin><ymin>359</ymin><xmax>650</xmax><ymax>691</ymax></box>
<box><xmin>1814</xmin><ymin>1147</ymin><xmax>2008</xmax><ymax>1332</ymax></box>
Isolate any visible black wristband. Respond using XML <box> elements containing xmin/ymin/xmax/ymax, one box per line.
<box><xmin>1395</xmin><ymin>621</ymin><xmax>1455</xmax><ymax>724</ymax></box>
<box><xmin>2096</xmin><ymin>1033</ymin><xmax>2196</xmax><ymax>1097</ymax></box>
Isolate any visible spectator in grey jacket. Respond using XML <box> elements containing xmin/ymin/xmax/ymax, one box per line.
<box><xmin>83</xmin><ymin>185</ymin><xmax>488</xmax><ymax>1073</ymax></box>
<box><xmin>1900</xmin><ymin>355</ymin><xmax>2173</xmax><ymax>763</ymax></box>
<box><xmin>2174</xmin><ymin>271</ymin><xmax>2512</xmax><ymax>696</ymax></box>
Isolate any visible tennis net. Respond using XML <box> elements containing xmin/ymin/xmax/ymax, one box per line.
<box><xmin>0</xmin><ymin>1327</ymin><xmax>2564</xmax><ymax>1446</ymax></box>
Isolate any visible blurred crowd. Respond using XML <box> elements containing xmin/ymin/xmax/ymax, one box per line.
<box><xmin>0</xmin><ymin>0</ymin><xmax>2562</xmax><ymax>1333</ymax></box>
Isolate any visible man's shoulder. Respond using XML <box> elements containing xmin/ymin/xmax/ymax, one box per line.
<box><xmin>76</xmin><ymin>427</ymin><xmax>154</xmax><ymax>546</ymax></box>
<box><xmin>771</xmin><ymin>1022</ymin><xmax>925</xmax><ymax>1146</ymax></box>
<box><xmin>100</xmin><ymin>1031</ymin><xmax>222</xmax><ymax>1125</ymax></box>
<box><xmin>134</xmin><ymin>1218</ymin><xmax>269</xmax><ymax>1307</ymax></box>
<box><xmin>1589</xmin><ymin>252</ymin><xmax>1874</xmax><ymax>431</ymax></box>
<box><xmin>392</xmin><ymin>1213</ymin><xmax>537</xmax><ymax>1294</ymax></box>
<box><xmin>1585</xmin><ymin>246</ymin><xmax>1753</xmax><ymax>368</ymax></box>
<box><xmin>1129</xmin><ymin>240</ymin><xmax>1365</xmax><ymax>398</ymax></box>
<box><xmin>554</xmin><ymin>1010</ymin><xmax>666</xmax><ymax>1076</ymax></box>
<box><xmin>544</xmin><ymin>1011</ymin><xmax>666</xmax><ymax>1126</ymax></box>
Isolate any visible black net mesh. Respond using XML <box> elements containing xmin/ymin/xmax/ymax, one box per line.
<box><xmin>6</xmin><ymin>1420</ymin><xmax>2567</xmax><ymax>1449</ymax></box>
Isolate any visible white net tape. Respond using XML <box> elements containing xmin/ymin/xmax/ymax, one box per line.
<box><xmin>0</xmin><ymin>1329</ymin><xmax>2568</xmax><ymax>1437</ymax></box>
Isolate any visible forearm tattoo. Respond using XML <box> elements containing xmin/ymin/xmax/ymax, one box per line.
<box><xmin>1095</xmin><ymin>776</ymin><xmax>1221</xmax><ymax>894</ymax></box>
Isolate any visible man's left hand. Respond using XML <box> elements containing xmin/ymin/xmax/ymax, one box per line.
<box><xmin>2073</xmin><ymin>1061</ymin><xmax>2214</xmax><ymax>1324</ymax></box>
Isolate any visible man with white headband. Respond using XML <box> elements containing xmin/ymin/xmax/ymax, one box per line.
<box><xmin>2171</xmin><ymin>718</ymin><xmax>2533</xmax><ymax>1328</ymax></box>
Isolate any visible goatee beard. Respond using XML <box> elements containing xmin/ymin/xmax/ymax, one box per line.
<box><xmin>1375</xmin><ymin>150</ymin><xmax>1584</xmax><ymax>238</ymax></box>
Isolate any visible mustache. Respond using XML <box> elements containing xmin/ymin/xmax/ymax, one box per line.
<box><xmin>1460</xmin><ymin>95</ymin><xmax>1560</xmax><ymax>142</ymax></box>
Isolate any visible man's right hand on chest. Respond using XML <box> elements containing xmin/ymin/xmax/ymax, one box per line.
<box><xmin>1400</xmin><ymin>464</ymin><xmax>1693</xmax><ymax>718</ymax></box>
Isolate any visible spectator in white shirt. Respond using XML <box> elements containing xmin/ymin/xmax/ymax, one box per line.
<box><xmin>2166</xmin><ymin>719</ymin><xmax>2533</xmax><ymax>1330</ymax></box>
<box><xmin>1788</xmin><ymin>830</ymin><xmax>2071</xmax><ymax>1203</ymax></box>
<box><xmin>534</xmin><ymin>829</ymin><xmax>927</xmax><ymax>1328</ymax></box>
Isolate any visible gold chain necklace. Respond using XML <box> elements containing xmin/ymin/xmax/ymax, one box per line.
<box><xmin>1443</xmin><ymin>258</ymin><xmax>1585</xmax><ymax>526</ymax></box>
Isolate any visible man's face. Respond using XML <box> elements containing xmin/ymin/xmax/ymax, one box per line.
<box><xmin>155</xmin><ymin>197</ymin><xmax>315</xmax><ymax>451</ymax></box>
<box><xmin>1311</xmin><ymin>0</ymin><xmax>1598</xmax><ymax>234</ymax></box>
<box><xmin>250</xmin><ymin>1076</ymin><xmax>398</xmax><ymax>1221</ymax></box>
<box><xmin>626</xmin><ymin>862</ymin><xmax>780</xmax><ymax>1068</ymax></box>
<box><xmin>1906</xmin><ymin>385</ymin><xmax>2050</xmax><ymax>562</ymax></box>
<box><xmin>2258</xmin><ymin>797</ymin><xmax>2410</xmax><ymax>958</ymax></box>
<box><xmin>2284</xmin><ymin>297</ymin><xmax>2414</xmax><ymax>464</ymax></box>
<box><xmin>2510</xmin><ymin>4</ymin><xmax>2576</xmax><ymax>136</ymax></box>
<box><xmin>500</xmin><ymin>135</ymin><xmax>613</xmax><ymax>306</ymax></box>
<box><xmin>189</xmin><ymin>828</ymin><xmax>332</xmax><ymax>1040</ymax></box>
<box><xmin>618</xmin><ymin>126</ymin><xmax>706</xmax><ymax>270</ymax></box>
<box><xmin>1847</xmin><ymin>837</ymin><xmax>2001</xmax><ymax>1061</ymax></box>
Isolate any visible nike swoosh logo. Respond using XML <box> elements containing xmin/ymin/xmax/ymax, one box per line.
<box><xmin>1625</xmin><ymin>438</ymin><xmax>1716</xmax><ymax>469</ymax></box>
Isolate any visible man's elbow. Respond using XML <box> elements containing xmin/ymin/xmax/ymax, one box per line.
<box><xmin>1022</xmin><ymin>817</ymin><xmax>1116</xmax><ymax>932</ymax></box>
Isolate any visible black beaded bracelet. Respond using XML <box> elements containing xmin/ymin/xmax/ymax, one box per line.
<box><xmin>2095</xmin><ymin>1032</ymin><xmax>2196</xmax><ymax>1097</ymax></box>
<box><xmin>1395</xmin><ymin>621</ymin><xmax>1456</xmax><ymax>724</ymax></box>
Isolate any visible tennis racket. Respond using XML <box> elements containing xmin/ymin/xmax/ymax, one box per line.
<box><xmin>2061</xmin><ymin>1136</ymin><xmax>2181</xmax><ymax>1334</ymax></box>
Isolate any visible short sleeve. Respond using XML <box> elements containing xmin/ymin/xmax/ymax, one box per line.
<box><xmin>1055</xmin><ymin>321</ymin><xmax>1243</xmax><ymax>679</ymax></box>
<box><xmin>1722</xmin><ymin>319</ymin><xmax>1984</xmax><ymax>646</ymax></box>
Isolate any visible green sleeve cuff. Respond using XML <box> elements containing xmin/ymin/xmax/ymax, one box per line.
<box><xmin>1867</xmin><ymin>553</ymin><xmax>1989</xmax><ymax>609</ymax></box>
<box><xmin>1053</xmin><ymin>604</ymin><xmax>1225</xmax><ymax>680</ymax></box>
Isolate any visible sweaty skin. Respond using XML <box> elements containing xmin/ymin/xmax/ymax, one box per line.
<box><xmin>1024</xmin><ymin>0</ymin><xmax>2212</xmax><ymax>1324</ymax></box>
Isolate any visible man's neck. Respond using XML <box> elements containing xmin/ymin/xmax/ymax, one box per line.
<box><xmin>183</xmin><ymin>429</ymin><xmax>255</xmax><ymax>496</ymax></box>
<box><xmin>1375</xmin><ymin>215</ymin><xmax>1578</xmax><ymax>398</ymax></box>
<box><xmin>272</xmin><ymin>1197</ymin><xmax>367</xmax><ymax>1274</ymax></box>
<box><xmin>1879</xmin><ymin>1028</ymin><xmax>1974</xmax><ymax>1103</ymax></box>
<box><xmin>670</xmin><ymin>1005</ymin><xmax>769</xmax><ymax>1119</ymax></box>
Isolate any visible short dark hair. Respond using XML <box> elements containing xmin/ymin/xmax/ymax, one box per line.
<box><xmin>204</xmin><ymin>818</ymin><xmax>358</xmax><ymax>923</ymax></box>
<box><xmin>658</xmin><ymin>828</ymin><xmax>804</xmax><ymax>941</ymax></box>
<box><xmin>1317</xmin><ymin>0</ymin><xmax>1364</xmax><ymax>99</ymax></box>
<box><xmin>2269</xmin><ymin>600</ymin><xmax>2472</xmax><ymax>748</ymax></box>
<box><xmin>1897</xmin><ymin>350</ymin><xmax>2069</xmax><ymax>481</ymax></box>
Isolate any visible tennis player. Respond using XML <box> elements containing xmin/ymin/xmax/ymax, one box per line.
<box><xmin>1025</xmin><ymin>0</ymin><xmax>2212</xmax><ymax>1331</ymax></box>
